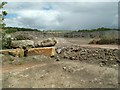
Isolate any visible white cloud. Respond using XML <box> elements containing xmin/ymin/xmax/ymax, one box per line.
<box><xmin>3</xmin><ymin>2</ymin><xmax>118</xmax><ymax>30</ymax></box>
<box><xmin>2</xmin><ymin>0</ymin><xmax>119</xmax><ymax>2</ymax></box>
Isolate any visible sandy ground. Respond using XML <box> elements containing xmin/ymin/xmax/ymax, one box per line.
<box><xmin>1</xmin><ymin>38</ymin><xmax>119</xmax><ymax>88</ymax></box>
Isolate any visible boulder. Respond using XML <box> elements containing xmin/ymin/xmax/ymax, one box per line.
<box><xmin>11</xmin><ymin>40</ymin><xmax>34</xmax><ymax>48</ymax></box>
<box><xmin>9</xmin><ymin>48</ymin><xmax>24</xmax><ymax>57</ymax></box>
<box><xmin>11</xmin><ymin>38</ymin><xmax>57</xmax><ymax>49</ymax></box>
<box><xmin>34</xmin><ymin>38</ymin><xmax>57</xmax><ymax>47</ymax></box>
<box><xmin>56</xmin><ymin>48</ymin><xmax>62</xmax><ymax>54</ymax></box>
<box><xmin>34</xmin><ymin>40</ymin><xmax>42</xmax><ymax>47</ymax></box>
<box><xmin>40</xmin><ymin>38</ymin><xmax>57</xmax><ymax>47</ymax></box>
<box><xmin>27</xmin><ymin>47</ymin><xmax>56</xmax><ymax>56</ymax></box>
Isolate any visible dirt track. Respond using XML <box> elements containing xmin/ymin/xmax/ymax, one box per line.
<box><xmin>56</xmin><ymin>38</ymin><xmax>119</xmax><ymax>49</ymax></box>
<box><xmin>2</xmin><ymin>38</ymin><xmax>119</xmax><ymax>88</ymax></box>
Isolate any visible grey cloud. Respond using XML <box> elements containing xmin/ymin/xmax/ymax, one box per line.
<box><xmin>4</xmin><ymin>2</ymin><xmax>118</xmax><ymax>30</ymax></box>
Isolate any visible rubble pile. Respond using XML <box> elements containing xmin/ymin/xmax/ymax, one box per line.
<box><xmin>56</xmin><ymin>45</ymin><xmax>119</xmax><ymax>68</ymax></box>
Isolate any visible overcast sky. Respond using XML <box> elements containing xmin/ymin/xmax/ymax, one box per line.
<box><xmin>3</xmin><ymin>2</ymin><xmax>118</xmax><ymax>30</ymax></box>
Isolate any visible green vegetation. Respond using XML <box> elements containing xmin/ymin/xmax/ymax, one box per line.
<box><xmin>78</xmin><ymin>27</ymin><xmax>112</xmax><ymax>32</ymax></box>
<box><xmin>2</xmin><ymin>27</ymin><xmax>117</xmax><ymax>34</ymax></box>
<box><xmin>89</xmin><ymin>38</ymin><xmax>120</xmax><ymax>45</ymax></box>
<box><xmin>0</xmin><ymin>2</ymin><xmax>9</xmax><ymax>49</ymax></box>
<box><xmin>97</xmin><ymin>39</ymin><xmax>119</xmax><ymax>45</ymax></box>
<box><xmin>0</xmin><ymin>2</ymin><xmax>7</xmax><ymax>28</ymax></box>
<box><xmin>3</xmin><ymin>27</ymin><xmax>41</xmax><ymax>34</ymax></box>
<box><xmin>5</xmin><ymin>28</ymin><xmax>18</xmax><ymax>34</ymax></box>
<box><xmin>46</xmin><ymin>30</ymin><xmax>73</xmax><ymax>33</ymax></box>
<box><xmin>2</xmin><ymin>34</ymin><xmax>12</xmax><ymax>49</ymax></box>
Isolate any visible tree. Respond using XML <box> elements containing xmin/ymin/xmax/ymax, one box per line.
<box><xmin>0</xmin><ymin>2</ymin><xmax>11</xmax><ymax>49</ymax></box>
<box><xmin>0</xmin><ymin>2</ymin><xmax>7</xmax><ymax>28</ymax></box>
<box><xmin>0</xmin><ymin>2</ymin><xmax>7</xmax><ymax>8</ymax></box>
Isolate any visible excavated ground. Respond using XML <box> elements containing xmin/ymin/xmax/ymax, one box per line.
<box><xmin>1</xmin><ymin>38</ymin><xmax>119</xmax><ymax>88</ymax></box>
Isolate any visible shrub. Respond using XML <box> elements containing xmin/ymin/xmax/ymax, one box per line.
<box><xmin>2</xmin><ymin>34</ymin><xmax>12</xmax><ymax>49</ymax></box>
<box><xmin>5</xmin><ymin>29</ymin><xmax>17</xmax><ymax>34</ymax></box>
<box><xmin>90</xmin><ymin>30</ymin><xmax>120</xmax><ymax>45</ymax></box>
<box><xmin>1</xmin><ymin>32</ymin><xmax>12</xmax><ymax>49</ymax></box>
<box><xmin>89</xmin><ymin>39</ymin><xmax>120</xmax><ymax>45</ymax></box>
<box><xmin>96</xmin><ymin>39</ymin><xmax>120</xmax><ymax>45</ymax></box>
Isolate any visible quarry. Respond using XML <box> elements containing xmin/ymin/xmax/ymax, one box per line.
<box><xmin>0</xmin><ymin>30</ymin><xmax>119</xmax><ymax>88</ymax></box>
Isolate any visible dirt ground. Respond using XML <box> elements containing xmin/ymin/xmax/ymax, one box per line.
<box><xmin>56</xmin><ymin>38</ymin><xmax>119</xmax><ymax>49</ymax></box>
<box><xmin>1</xmin><ymin>38</ymin><xmax>119</xmax><ymax>88</ymax></box>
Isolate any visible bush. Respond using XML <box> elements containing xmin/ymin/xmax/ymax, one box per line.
<box><xmin>5</xmin><ymin>29</ymin><xmax>17</xmax><ymax>34</ymax></box>
<box><xmin>92</xmin><ymin>30</ymin><xmax>119</xmax><ymax>45</ymax></box>
<box><xmin>1</xmin><ymin>32</ymin><xmax>12</xmax><ymax>49</ymax></box>
<box><xmin>97</xmin><ymin>39</ymin><xmax>120</xmax><ymax>45</ymax></box>
<box><xmin>89</xmin><ymin>39</ymin><xmax>120</xmax><ymax>45</ymax></box>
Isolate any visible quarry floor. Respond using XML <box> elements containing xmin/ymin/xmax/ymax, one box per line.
<box><xmin>2</xmin><ymin>59</ymin><xmax>118</xmax><ymax>88</ymax></box>
<box><xmin>1</xmin><ymin>38</ymin><xmax>119</xmax><ymax>88</ymax></box>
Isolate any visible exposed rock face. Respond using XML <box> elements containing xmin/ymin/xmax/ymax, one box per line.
<box><xmin>11</xmin><ymin>40</ymin><xmax>35</xmax><ymax>48</ymax></box>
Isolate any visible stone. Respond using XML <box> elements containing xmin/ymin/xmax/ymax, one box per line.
<box><xmin>80</xmin><ymin>52</ymin><xmax>86</xmax><ymax>55</ymax></box>
<box><xmin>11</xmin><ymin>40</ymin><xmax>34</xmax><ymax>48</ymax></box>
<box><xmin>69</xmin><ymin>56</ymin><xmax>76</xmax><ymax>60</ymax></box>
<box><xmin>56</xmin><ymin>56</ymin><xmax>60</xmax><ymax>61</ymax></box>
<box><xmin>63</xmin><ymin>52</ymin><xmax>69</xmax><ymax>58</ymax></box>
<box><xmin>34</xmin><ymin>38</ymin><xmax>57</xmax><ymax>47</ymax></box>
<box><xmin>28</xmin><ymin>47</ymin><xmax>56</xmax><ymax>56</ymax></box>
<box><xmin>40</xmin><ymin>38</ymin><xmax>57</xmax><ymax>47</ymax></box>
<box><xmin>10</xmin><ymin>48</ymin><xmax>24</xmax><ymax>57</ymax></box>
<box><xmin>63</xmin><ymin>67</ymin><xmax>67</xmax><ymax>70</ymax></box>
<box><xmin>100</xmin><ymin>63</ymin><xmax>104</xmax><ymax>67</ymax></box>
<box><xmin>56</xmin><ymin>48</ymin><xmax>62</xmax><ymax>54</ymax></box>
